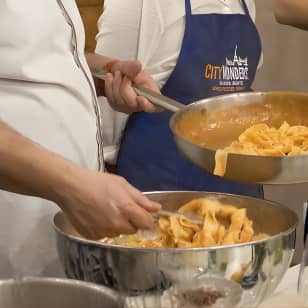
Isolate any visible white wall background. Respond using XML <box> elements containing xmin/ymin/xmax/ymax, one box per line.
<box><xmin>254</xmin><ymin>0</ymin><xmax>308</xmax><ymax>92</ymax></box>
<box><xmin>254</xmin><ymin>0</ymin><xmax>308</xmax><ymax>263</ymax></box>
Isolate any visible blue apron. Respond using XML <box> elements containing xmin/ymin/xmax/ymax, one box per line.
<box><xmin>117</xmin><ymin>0</ymin><xmax>263</xmax><ymax>198</ymax></box>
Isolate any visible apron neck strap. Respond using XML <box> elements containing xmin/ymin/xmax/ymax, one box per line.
<box><xmin>240</xmin><ymin>0</ymin><xmax>250</xmax><ymax>16</ymax></box>
<box><xmin>185</xmin><ymin>0</ymin><xmax>192</xmax><ymax>16</ymax></box>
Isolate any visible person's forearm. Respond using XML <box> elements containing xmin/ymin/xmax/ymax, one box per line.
<box><xmin>275</xmin><ymin>0</ymin><xmax>308</xmax><ymax>30</ymax></box>
<box><xmin>0</xmin><ymin>121</ymin><xmax>78</xmax><ymax>205</ymax></box>
<box><xmin>0</xmin><ymin>122</ymin><xmax>159</xmax><ymax>238</ymax></box>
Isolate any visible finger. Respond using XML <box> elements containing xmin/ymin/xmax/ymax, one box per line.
<box><xmin>105</xmin><ymin>73</ymin><xmax>115</xmax><ymax>106</ymax></box>
<box><xmin>121</xmin><ymin>203</ymin><xmax>155</xmax><ymax>230</ymax></box>
<box><xmin>134</xmin><ymin>74</ymin><xmax>161</xmax><ymax>93</ymax></box>
<box><xmin>120</xmin><ymin>76</ymin><xmax>139</xmax><ymax>110</ymax></box>
<box><xmin>98</xmin><ymin>231</ymin><xmax>118</xmax><ymax>239</ymax></box>
<box><xmin>111</xmin><ymin>219</ymin><xmax>137</xmax><ymax>235</ymax></box>
<box><xmin>92</xmin><ymin>219</ymin><xmax>136</xmax><ymax>238</ymax></box>
<box><xmin>71</xmin><ymin>221</ymin><xmax>104</xmax><ymax>240</ymax></box>
<box><xmin>136</xmin><ymin>96</ymin><xmax>163</xmax><ymax>113</ymax></box>
<box><xmin>137</xmin><ymin>195</ymin><xmax>161</xmax><ymax>212</ymax></box>
<box><xmin>120</xmin><ymin>222</ymin><xmax>138</xmax><ymax>235</ymax></box>
<box><xmin>113</xmin><ymin>60</ymin><xmax>142</xmax><ymax>80</ymax></box>
<box><xmin>129</xmin><ymin>187</ymin><xmax>161</xmax><ymax>212</ymax></box>
<box><xmin>87</xmin><ymin>229</ymin><xmax>118</xmax><ymax>240</ymax></box>
<box><xmin>115</xmin><ymin>176</ymin><xmax>161</xmax><ymax>212</ymax></box>
<box><xmin>69</xmin><ymin>220</ymin><xmax>91</xmax><ymax>239</ymax></box>
<box><xmin>112</xmin><ymin>71</ymin><xmax>127</xmax><ymax>108</ymax></box>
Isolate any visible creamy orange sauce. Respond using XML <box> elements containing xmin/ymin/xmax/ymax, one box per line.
<box><xmin>174</xmin><ymin>97</ymin><xmax>308</xmax><ymax>150</ymax></box>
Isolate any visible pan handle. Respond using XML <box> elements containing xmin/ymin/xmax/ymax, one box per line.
<box><xmin>92</xmin><ymin>69</ymin><xmax>184</xmax><ymax>113</ymax></box>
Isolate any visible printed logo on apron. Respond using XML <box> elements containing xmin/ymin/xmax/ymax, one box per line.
<box><xmin>205</xmin><ymin>45</ymin><xmax>249</xmax><ymax>93</ymax></box>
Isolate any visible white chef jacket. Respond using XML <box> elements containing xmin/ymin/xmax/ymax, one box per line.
<box><xmin>95</xmin><ymin>0</ymin><xmax>261</xmax><ymax>163</ymax></box>
<box><xmin>0</xmin><ymin>0</ymin><xmax>102</xmax><ymax>277</ymax></box>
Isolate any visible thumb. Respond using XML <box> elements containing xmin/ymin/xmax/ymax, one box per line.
<box><xmin>136</xmin><ymin>193</ymin><xmax>161</xmax><ymax>212</ymax></box>
<box><xmin>112</xmin><ymin>60</ymin><xmax>142</xmax><ymax>80</ymax></box>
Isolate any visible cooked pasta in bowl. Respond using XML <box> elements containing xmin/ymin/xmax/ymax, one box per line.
<box><xmin>103</xmin><ymin>197</ymin><xmax>268</xmax><ymax>248</ymax></box>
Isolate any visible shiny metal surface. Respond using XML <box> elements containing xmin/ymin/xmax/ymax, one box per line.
<box><xmin>154</xmin><ymin>209</ymin><xmax>203</xmax><ymax>225</ymax></box>
<box><xmin>170</xmin><ymin>91</ymin><xmax>308</xmax><ymax>184</ymax></box>
<box><xmin>92</xmin><ymin>69</ymin><xmax>185</xmax><ymax>113</ymax></box>
<box><xmin>0</xmin><ymin>277</ymin><xmax>120</xmax><ymax>308</ymax></box>
<box><xmin>53</xmin><ymin>191</ymin><xmax>298</xmax><ymax>308</ymax></box>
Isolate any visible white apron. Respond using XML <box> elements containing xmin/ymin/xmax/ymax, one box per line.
<box><xmin>0</xmin><ymin>0</ymin><xmax>103</xmax><ymax>277</ymax></box>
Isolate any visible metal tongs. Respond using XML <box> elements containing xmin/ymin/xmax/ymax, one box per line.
<box><xmin>153</xmin><ymin>210</ymin><xmax>203</xmax><ymax>226</ymax></box>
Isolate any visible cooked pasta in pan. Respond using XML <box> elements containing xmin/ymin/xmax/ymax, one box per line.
<box><xmin>214</xmin><ymin>121</ymin><xmax>308</xmax><ymax>176</ymax></box>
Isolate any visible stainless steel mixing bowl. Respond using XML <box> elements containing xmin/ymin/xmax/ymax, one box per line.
<box><xmin>53</xmin><ymin>191</ymin><xmax>298</xmax><ymax>308</ymax></box>
<box><xmin>0</xmin><ymin>277</ymin><xmax>120</xmax><ymax>308</ymax></box>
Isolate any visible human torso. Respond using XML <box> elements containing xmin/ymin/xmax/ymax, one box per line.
<box><xmin>0</xmin><ymin>0</ymin><xmax>101</xmax><ymax>278</ymax></box>
<box><xmin>0</xmin><ymin>0</ymin><xmax>102</xmax><ymax>169</ymax></box>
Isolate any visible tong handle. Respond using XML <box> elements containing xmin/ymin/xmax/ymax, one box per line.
<box><xmin>92</xmin><ymin>69</ymin><xmax>184</xmax><ymax>113</ymax></box>
<box><xmin>153</xmin><ymin>210</ymin><xmax>203</xmax><ymax>226</ymax></box>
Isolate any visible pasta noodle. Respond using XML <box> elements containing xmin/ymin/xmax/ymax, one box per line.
<box><xmin>214</xmin><ymin>121</ymin><xmax>308</xmax><ymax>176</ymax></box>
<box><xmin>109</xmin><ymin>198</ymin><xmax>268</xmax><ymax>248</ymax></box>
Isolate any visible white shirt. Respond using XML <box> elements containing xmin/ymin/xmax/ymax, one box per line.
<box><xmin>96</xmin><ymin>0</ymin><xmax>257</xmax><ymax>89</ymax></box>
<box><xmin>95</xmin><ymin>0</ymin><xmax>259</xmax><ymax>163</ymax></box>
<box><xmin>0</xmin><ymin>0</ymin><xmax>101</xmax><ymax>277</ymax></box>
<box><xmin>0</xmin><ymin>0</ymin><xmax>102</xmax><ymax>169</ymax></box>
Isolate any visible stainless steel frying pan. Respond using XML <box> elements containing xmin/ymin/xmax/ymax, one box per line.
<box><xmin>93</xmin><ymin>70</ymin><xmax>308</xmax><ymax>184</ymax></box>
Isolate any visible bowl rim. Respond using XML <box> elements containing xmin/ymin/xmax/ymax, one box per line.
<box><xmin>53</xmin><ymin>191</ymin><xmax>298</xmax><ymax>252</ymax></box>
<box><xmin>0</xmin><ymin>276</ymin><xmax>118</xmax><ymax>295</ymax></box>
